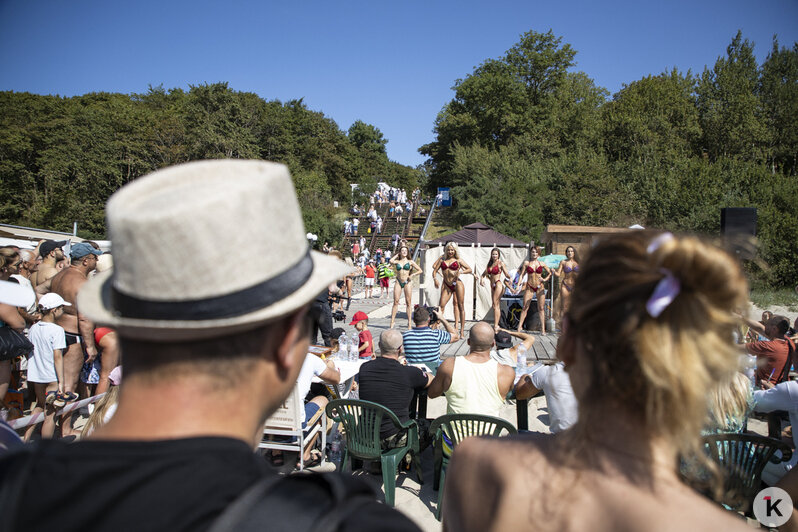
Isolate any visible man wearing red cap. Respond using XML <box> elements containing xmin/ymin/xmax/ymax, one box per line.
<box><xmin>350</xmin><ymin>311</ymin><xmax>373</xmax><ymax>359</ymax></box>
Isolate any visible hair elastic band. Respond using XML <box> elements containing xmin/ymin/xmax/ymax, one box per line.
<box><xmin>646</xmin><ymin>268</ymin><xmax>681</xmax><ymax>318</ymax></box>
<box><xmin>647</xmin><ymin>232</ymin><xmax>674</xmax><ymax>254</ymax></box>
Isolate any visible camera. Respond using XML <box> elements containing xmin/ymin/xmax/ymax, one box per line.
<box><xmin>332</xmin><ymin>309</ymin><xmax>346</xmax><ymax>322</ymax></box>
<box><xmin>413</xmin><ymin>304</ymin><xmax>439</xmax><ymax>324</ymax></box>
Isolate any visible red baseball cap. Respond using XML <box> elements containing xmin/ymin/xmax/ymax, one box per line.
<box><xmin>349</xmin><ymin>311</ymin><xmax>369</xmax><ymax>325</ymax></box>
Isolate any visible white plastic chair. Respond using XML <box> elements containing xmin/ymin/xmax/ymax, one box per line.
<box><xmin>259</xmin><ymin>386</ymin><xmax>326</xmax><ymax>470</ymax></box>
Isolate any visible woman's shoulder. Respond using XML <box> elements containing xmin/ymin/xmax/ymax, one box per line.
<box><xmin>447</xmin><ymin>435</ymin><xmax>748</xmax><ymax>531</ymax></box>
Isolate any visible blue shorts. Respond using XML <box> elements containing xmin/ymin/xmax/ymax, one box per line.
<box><xmin>302</xmin><ymin>402</ymin><xmax>321</xmax><ymax>432</ymax></box>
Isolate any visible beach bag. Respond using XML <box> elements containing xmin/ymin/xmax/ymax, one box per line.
<box><xmin>500</xmin><ymin>302</ymin><xmax>523</xmax><ymax>330</ymax></box>
<box><xmin>208</xmin><ymin>472</ymin><xmax>379</xmax><ymax>532</ymax></box>
<box><xmin>0</xmin><ymin>328</ymin><xmax>33</xmax><ymax>362</ymax></box>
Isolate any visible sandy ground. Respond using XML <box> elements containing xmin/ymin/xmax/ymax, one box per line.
<box><xmin>749</xmin><ymin>303</ymin><xmax>798</xmax><ymax>328</ymax></box>
<box><xmin>274</xmin><ymin>394</ymin><xmax>550</xmax><ymax>532</ymax></box>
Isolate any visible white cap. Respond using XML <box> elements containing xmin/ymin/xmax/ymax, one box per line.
<box><xmin>38</xmin><ymin>293</ymin><xmax>72</xmax><ymax>310</ymax></box>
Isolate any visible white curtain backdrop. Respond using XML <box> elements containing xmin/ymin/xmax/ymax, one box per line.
<box><xmin>419</xmin><ymin>243</ymin><xmax>529</xmax><ymax>321</ymax></box>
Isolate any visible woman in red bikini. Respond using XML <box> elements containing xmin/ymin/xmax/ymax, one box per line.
<box><xmin>552</xmin><ymin>245</ymin><xmax>579</xmax><ymax>324</ymax></box>
<box><xmin>432</xmin><ymin>242</ymin><xmax>473</xmax><ymax>337</ymax></box>
<box><xmin>516</xmin><ymin>245</ymin><xmax>551</xmax><ymax>334</ymax></box>
<box><xmin>389</xmin><ymin>245</ymin><xmax>422</xmax><ymax>329</ymax></box>
<box><xmin>479</xmin><ymin>248</ymin><xmax>512</xmax><ymax>333</ymax></box>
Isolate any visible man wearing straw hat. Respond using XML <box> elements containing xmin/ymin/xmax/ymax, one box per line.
<box><xmin>0</xmin><ymin>160</ymin><xmax>419</xmax><ymax>531</ymax></box>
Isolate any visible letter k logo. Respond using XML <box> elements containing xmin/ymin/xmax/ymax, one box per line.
<box><xmin>755</xmin><ymin>487</ymin><xmax>792</xmax><ymax>527</ymax></box>
<box><xmin>764</xmin><ymin>496</ymin><xmax>783</xmax><ymax>517</ymax></box>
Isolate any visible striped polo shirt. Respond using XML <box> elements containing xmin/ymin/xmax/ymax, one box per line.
<box><xmin>402</xmin><ymin>327</ymin><xmax>451</xmax><ymax>366</ymax></box>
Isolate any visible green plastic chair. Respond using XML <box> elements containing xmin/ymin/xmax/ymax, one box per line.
<box><xmin>430</xmin><ymin>413</ymin><xmax>517</xmax><ymax>520</ymax></box>
<box><xmin>702</xmin><ymin>433</ymin><xmax>793</xmax><ymax>515</ymax></box>
<box><xmin>325</xmin><ymin>399</ymin><xmax>423</xmax><ymax>507</ymax></box>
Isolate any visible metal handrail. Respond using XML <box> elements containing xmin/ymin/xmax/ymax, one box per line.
<box><xmin>412</xmin><ymin>199</ymin><xmax>437</xmax><ymax>262</ymax></box>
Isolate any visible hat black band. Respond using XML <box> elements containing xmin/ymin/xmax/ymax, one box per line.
<box><xmin>109</xmin><ymin>250</ymin><xmax>314</xmax><ymax>321</ymax></box>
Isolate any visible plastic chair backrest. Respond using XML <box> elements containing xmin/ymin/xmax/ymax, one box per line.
<box><xmin>703</xmin><ymin>433</ymin><xmax>793</xmax><ymax>511</ymax></box>
<box><xmin>264</xmin><ymin>386</ymin><xmax>303</xmax><ymax>431</ymax></box>
<box><xmin>430</xmin><ymin>413</ymin><xmax>517</xmax><ymax>448</ymax></box>
<box><xmin>327</xmin><ymin>399</ymin><xmax>405</xmax><ymax>461</ymax></box>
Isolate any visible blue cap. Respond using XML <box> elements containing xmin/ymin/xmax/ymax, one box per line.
<box><xmin>70</xmin><ymin>242</ymin><xmax>101</xmax><ymax>259</ymax></box>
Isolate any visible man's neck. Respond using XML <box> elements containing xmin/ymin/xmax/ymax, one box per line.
<box><xmin>466</xmin><ymin>348</ymin><xmax>492</xmax><ymax>360</ymax></box>
<box><xmin>69</xmin><ymin>264</ymin><xmax>88</xmax><ymax>276</ymax></box>
<box><xmin>42</xmin><ymin>257</ymin><xmax>57</xmax><ymax>268</ymax></box>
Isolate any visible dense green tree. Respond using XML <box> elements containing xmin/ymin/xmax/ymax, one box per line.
<box><xmin>0</xmin><ymin>86</ymin><xmax>415</xmax><ymax>239</ymax></box>
<box><xmin>347</xmin><ymin>120</ymin><xmax>387</xmax><ymax>154</ymax></box>
<box><xmin>759</xmin><ymin>38</ymin><xmax>798</xmax><ymax>175</ymax></box>
<box><xmin>603</xmin><ymin>69</ymin><xmax>700</xmax><ymax>163</ymax></box>
<box><xmin>697</xmin><ymin>31</ymin><xmax>767</xmax><ymax>162</ymax></box>
<box><xmin>420</xmin><ymin>30</ymin><xmax>577</xmax><ymax>187</ymax></box>
<box><xmin>182</xmin><ymin>82</ymin><xmax>260</xmax><ymax>160</ymax></box>
<box><xmin>448</xmin><ymin>143</ymin><xmax>547</xmax><ymax>241</ymax></box>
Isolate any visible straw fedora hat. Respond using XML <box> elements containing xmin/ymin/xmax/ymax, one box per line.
<box><xmin>78</xmin><ymin>159</ymin><xmax>352</xmax><ymax>342</ymax></box>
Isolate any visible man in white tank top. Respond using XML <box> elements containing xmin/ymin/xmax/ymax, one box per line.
<box><xmin>428</xmin><ymin>322</ymin><xmax>515</xmax><ymax>417</ymax></box>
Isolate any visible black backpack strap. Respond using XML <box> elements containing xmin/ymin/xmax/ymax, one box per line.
<box><xmin>205</xmin><ymin>472</ymin><xmax>285</xmax><ymax>532</ymax></box>
<box><xmin>0</xmin><ymin>447</ymin><xmax>36</xmax><ymax>532</ymax></box>
<box><xmin>777</xmin><ymin>339</ymin><xmax>795</xmax><ymax>383</ymax></box>
<box><xmin>208</xmin><ymin>472</ymin><xmax>378</xmax><ymax>532</ymax></box>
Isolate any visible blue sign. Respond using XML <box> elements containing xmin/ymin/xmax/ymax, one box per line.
<box><xmin>437</xmin><ymin>187</ymin><xmax>452</xmax><ymax>207</ymax></box>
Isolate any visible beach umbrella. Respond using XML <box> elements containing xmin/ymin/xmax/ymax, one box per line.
<box><xmin>539</xmin><ymin>254</ymin><xmax>567</xmax><ymax>330</ymax></box>
<box><xmin>539</xmin><ymin>254</ymin><xmax>566</xmax><ymax>269</ymax></box>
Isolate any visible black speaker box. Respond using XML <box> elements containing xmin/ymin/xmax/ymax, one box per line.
<box><xmin>721</xmin><ymin>207</ymin><xmax>757</xmax><ymax>237</ymax></box>
<box><xmin>720</xmin><ymin>207</ymin><xmax>757</xmax><ymax>260</ymax></box>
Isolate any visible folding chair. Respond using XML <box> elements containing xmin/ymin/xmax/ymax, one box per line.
<box><xmin>259</xmin><ymin>386</ymin><xmax>326</xmax><ymax>471</ymax></box>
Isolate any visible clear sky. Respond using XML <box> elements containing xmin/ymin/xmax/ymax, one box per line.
<box><xmin>1</xmin><ymin>0</ymin><xmax>796</xmax><ymax>168</ymax></box>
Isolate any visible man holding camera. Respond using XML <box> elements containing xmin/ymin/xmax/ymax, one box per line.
<box><xmin>402</xmin><ymin>306</ymin><xmax>459</xmax><ymax>369</ymax></box>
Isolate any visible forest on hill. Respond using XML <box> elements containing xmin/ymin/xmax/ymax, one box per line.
<box><xmin>0</xmin><ymin>29</ymin><xmax>795</xmax><ymax>287</ymax></box>
<box><xmin>0</xmin><ymin>84</ymin><xmax>420</xmax><ymax>246</ymax></box>
<box><xmin>421</xmin><ymin>30</ymin><xmax>797</xmax><ymax>288</ymax></box>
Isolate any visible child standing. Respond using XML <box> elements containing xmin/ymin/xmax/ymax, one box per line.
<box><xmin>349</xmin><ymin>311</ymin><xmax>373</xmax><ymax>360</ymax></box>
<box><xmin>364</xmin><ymin>260</ymin><xmax>376</xmax><ymax>298</ymax></box>
<box><xmin>377</xmin><ymin>257</ymin><xmax>391</xmax><ymax>298</ymax></box>
<box><xmin>24</xmin><ymin>293</ymin><xmax>70</xmax><ymax>441</ymax></box>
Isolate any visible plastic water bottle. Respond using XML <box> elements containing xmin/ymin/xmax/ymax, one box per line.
<box><xmin>742</xmin><ymin>353</ymin><xmax>756</xmax><ymax>388</ymax></box>
<box><xmin>350</xmin><ymin>331</ymin><xmax>359</xmax><ymax>361</ymax></box>
<box><xmin>328</xmin><ymin>431</ymin><xmax>342</xmax><ymax>467</ymax></box>
<box><xmin>516</xmin><ymin>344</ymin><xmax>528</xmax><ymax>378</ymax></box>
<box><xmin>337</xmin><ymin>333</ymin><xmax>348</xmax><ymax>359</ymax></box>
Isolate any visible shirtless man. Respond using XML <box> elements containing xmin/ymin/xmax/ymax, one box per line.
<box><xmin>49</xmin><ymin>242</ymin><xmax>101</xmax><ymax>397</ymax></box>
<box><xmin>31</xmin><ymin>240</ymin><xmax>67</xmax><ymax>290</ymax></box>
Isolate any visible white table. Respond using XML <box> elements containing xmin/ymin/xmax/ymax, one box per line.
<box><xmin>313</xmin><ymin>357</ymin><xmax>366</xmax><ymax>399</ymax></box>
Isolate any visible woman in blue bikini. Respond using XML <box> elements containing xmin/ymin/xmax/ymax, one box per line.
<box><xmin>389</xmin><ymin>245</ymin><xmax>422</xmax><ymax>329</ymax></box>
<box><xmin>552</xmin><ymin>245</ymin><xmax>580</xmax><ymax>324</ymax></box>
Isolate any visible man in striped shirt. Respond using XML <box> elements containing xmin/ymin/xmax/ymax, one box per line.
<box><xmin>402</xmin><ymin>306</ymin><xmax>459</xmax><ymax>368</ymax></box>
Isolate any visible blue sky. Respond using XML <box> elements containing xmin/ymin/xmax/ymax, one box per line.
<box><xmin>1</xmin><ymin>0</ymin><xmax>796</xmax><ymax>168</ymax></box>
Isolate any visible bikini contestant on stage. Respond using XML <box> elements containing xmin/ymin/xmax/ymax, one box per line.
<box><xmin>389</xmin><ymin>244</ymin><xmax>422</xmax><ymax>329</ymax></box>
<box><xmin>432</xmin><ymin>242</ymin><xmax>473</xmax><ymax>337</ymax></box>
<box><xmin>479</xmin><ymin>248</ymin><xmax>513</xmax><ymax>333</ymax></box>
<box><xmin>516</xmin><ymin>244</ymin><xmax>551</xmax><ymax>335</ymax></box>
<box><xmin>552</xmin><ymin>245</ymin><xmax>579</xmax><ymax>323</ymax></box>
